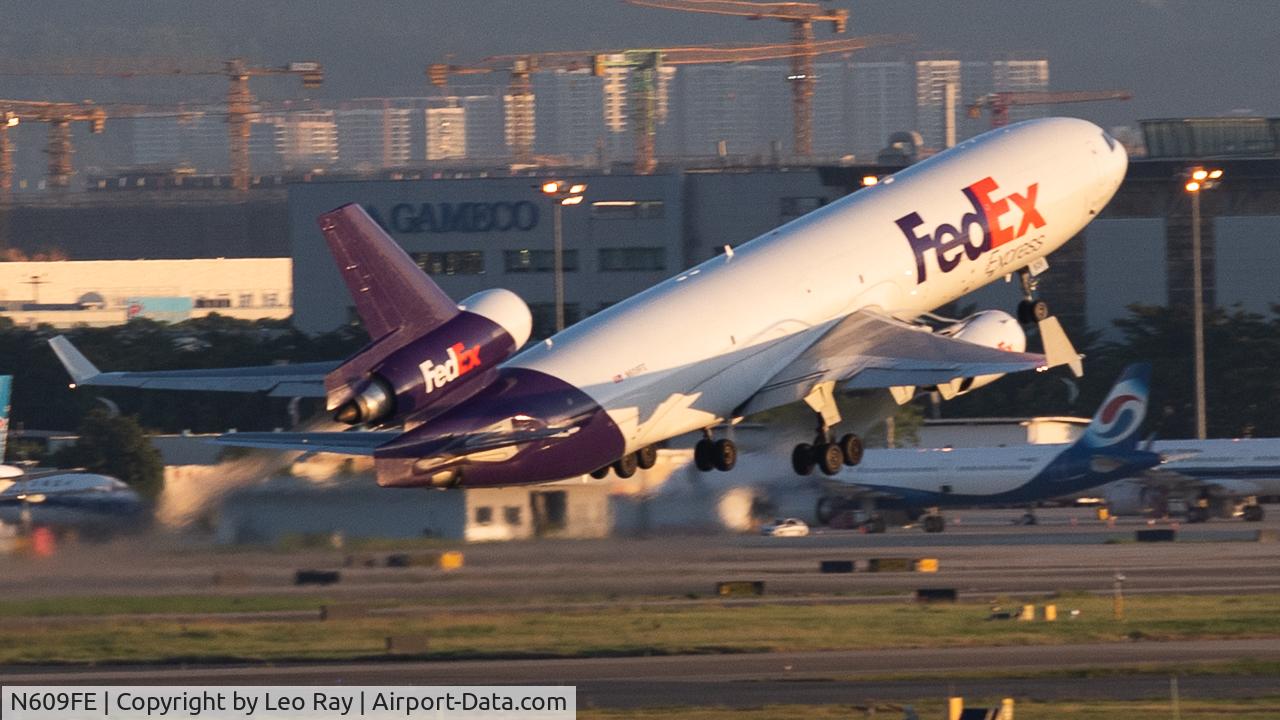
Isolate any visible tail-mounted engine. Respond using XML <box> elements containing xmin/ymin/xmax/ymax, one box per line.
<box><xmin>935</xmin><ymin>309</ymin><xmax>1027</xmax><ymax>398</ymax></box>
<box><xmin>329</xmin><ymin>289</ymin><xmax>532</xmax><ymax>427</ymax></box>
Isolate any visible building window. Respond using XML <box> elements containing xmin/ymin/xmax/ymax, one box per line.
<box><xmin>412</xmin><ymin>251</ymin><xmax>485</xmax><ymax>276</ymax></box>
<box><xmin>780</xmin><ymin>196</ymin><xmax>825</xmax><ymax>218</ymax></box>
<box><xmin>599</xmin><ymin>247</ymin><xmax>666</xmax><ymax>272</ymax></box>
<box><xmin>504</xmin><ymin>249</ymin><xmax>578</xmax><ymax>273</ymax></box>
<box><xmin>238</xmin><ymin>293</ymin><xmax>254</xmax><ymax>308</ymax></box>
<box><xmin>504</xmin><ymin>506</ymin><xmax>522</xmax><ymax>526</ymax></box>
<box><xmin>590</xmin><ymin>200</ymin><xmax>665</xmax><ymax>219</ymax></box>
<box><xmin>262</xmin><ymin>292</ymin><xmax>280</xmax><ymax>307</ymax></box>
<box><xmin>474</xmin><ymin>506</ymin><xmax>493</xmax><ymax>525</ymax></box>
<box><xmin>194</xmin><ymin>296</ymin><xmax>232</xmax><ymax>309</ymax></box>
<box><xmin>528</xmin><ymin>303</ymin><xmax>582</xmax><ymax>339</ymax></box>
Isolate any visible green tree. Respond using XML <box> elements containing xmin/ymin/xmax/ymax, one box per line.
<box><xmin>52</xmin><ymin>410</ymin><xmax>165</xmax><ymax>500</ymax></box>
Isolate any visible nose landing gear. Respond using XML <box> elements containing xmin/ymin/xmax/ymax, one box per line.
<box><xmin>1015</xmin><ymin>264</ymin><xmax>1083</xmax><ymax>377</ymax></box>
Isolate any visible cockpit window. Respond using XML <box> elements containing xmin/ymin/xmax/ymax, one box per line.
<box><xmin>1101</xmin><ymin>130</ymin><xmax>1117</xmax><ymax>151</ymax></box>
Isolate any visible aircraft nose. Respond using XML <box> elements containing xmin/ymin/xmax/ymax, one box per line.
<box><xmin>1087</xmin><ymin>125</ymin><xmax>1128</xmax><ymax>210</ymax></box>
<box><xmin>1096</xmin><ymin>127</ymin><xmax>1128</xmax><ymax>189</ymax></box>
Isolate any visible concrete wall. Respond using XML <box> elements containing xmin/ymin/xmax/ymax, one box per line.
<box><xmin>2</xmin><ymin>193</ymin><xmax>289</xmax><ymax>260</ymax></box>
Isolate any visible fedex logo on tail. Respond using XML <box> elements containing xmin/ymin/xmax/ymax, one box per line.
<box><xmin>896</xmin><ymin>177</ymin><xmax>1045</xmax><ymax>284</ymax></box>
<box><xmin>418</xmin><ymin>342</ymin><xmax>482</xmax><ymax>394</ymax></box>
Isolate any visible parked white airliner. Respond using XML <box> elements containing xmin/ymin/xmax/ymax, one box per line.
<box><xmin>52</xmin><ymin>118</ymin><xmax>1128</xmax><ymax>489</ymax></box>
<box><xmin>1102</xmin><ymin>439</ymin><xmax>1280</xmax><ymax>522</ymax></box>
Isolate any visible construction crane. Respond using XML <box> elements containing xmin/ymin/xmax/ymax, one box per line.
<box><xmin>0</xmin><ymin>101</ymin><xmax>106</xmax><ymax>197</ymax></box>
<box><xmin>625</xmin><ymin>0</ymin><xmax>849</xmax><ymax>157</ymax></box>
<box><xmin>430</xmin><ymin>35</ymin><xmax>905</xmax><ymax>173</ymax></box>
<box><xmin>967</xmin><ymin>90</ymin><xmax>1133</xmax><ymax>129</ymax></box>
<box><xmin>0</xmin><ymin>59</ymin><xmax>323</xmax><ymax>191</ymax></box>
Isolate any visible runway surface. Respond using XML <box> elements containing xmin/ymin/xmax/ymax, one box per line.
<box><xmin>2</xmin><ymin>507</ymin><xmax>1277</xmax><ymax>708</ymax></box>
<box><xmin>1</xmin><ymin>508</ymin><xmax>1276</xmax><ymax>604</ymax></box>
<box><xmin>5</xmin><ymin>639</ymin><xmax>1279</xmax><ymax>707</ymax></box>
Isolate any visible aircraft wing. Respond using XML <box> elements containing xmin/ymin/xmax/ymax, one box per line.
<box><xmin>212</xmin><ymin>431</ymin><xmax>398</xmax><ymax>455</ymax></box>
<box><xmin>213</xmin><ymin>423</ymin><xmax>579</xmax><ymax>457</ymax></box>
<box><xmin>738</xmin><ymin>310</ymin><xmax>1049</xmax><ymax>417</ymax></box>
<box><xmin>49</xmin><ymin>336</ymin><xmax>335</xmax><ymax>397</ymax></box>
<box><xmin>1134</xmin><ymin>467</ymin><xmax>1264</xmax><ymax>496</ymax></box>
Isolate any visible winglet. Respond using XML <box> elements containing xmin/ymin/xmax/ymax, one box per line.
<box><xmin>48</xmin><ymin>336</ymin><xmax>102</xmax><ymax>386</ymax></box>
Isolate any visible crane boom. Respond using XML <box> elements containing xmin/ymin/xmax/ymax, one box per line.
<box><xmin>626</xmin><ymin>0</ymin><xmax>847</xmax><ymax>25</ymax></box>
<box><xmin>967</xmin><ymin>90</ymin><xmax>1132</xmax><ymax>128</ymax></box>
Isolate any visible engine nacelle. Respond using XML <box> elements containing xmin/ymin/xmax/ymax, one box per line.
<box><xmin>1103</xmin><ymin>479</ymin><xmax>1167</xmax><ymax>516</ymax></box>
<box><xmin>936</xmin><ymin>309</ymin><xmax>1026</xmax><ymax>398</ymax></box>
<box><xmin>334</xmin><ymin>289</ymin><xmax>532</xmax><ymax>426</ymax></box>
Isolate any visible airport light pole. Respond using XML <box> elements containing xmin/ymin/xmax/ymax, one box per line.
<box><xmin>1182</xmin><ymin>167</ymin><xmax>1223</xmax><ymax>440</ymax></box>
<box><xmin>538</xmin><ymin>180</ymin><xmax>587</xmax><ymax>333</ymax></box>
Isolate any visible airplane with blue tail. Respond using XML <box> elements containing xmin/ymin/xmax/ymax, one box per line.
<box><xmin>702</xmin><ymin>364</ymin><xmax>1161</xmax><ymax>532</ymax></box>
<box><xmin>0</xmin><ymin>375</ymin><xmax>144</xmax><ymax>531</ymax></box>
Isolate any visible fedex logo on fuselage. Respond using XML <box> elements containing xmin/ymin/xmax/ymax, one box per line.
<box><xmin>418</xmin><ymin>342</ymin><xmax>482</xmax><ymax>394</ymax></box>
<box><xmin>895</xmin><ymin>177</ymin><xmax>1046</xmax><ymax>284</ymax></box>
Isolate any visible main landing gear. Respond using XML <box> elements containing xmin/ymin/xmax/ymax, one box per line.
<box><xmin>791</xmin><ymin>380</ymin><xmax>863</xmax><ymax>476</ymax></box>
<box><xmin>694</xmin><ymin>430</ymin><xmax>737</xmax><ymax>472</ymax></box>
<box><xmin>589</xmin><ymin>444</ymin><xmax>659</xmax><ymax>479</ymax></box>
<box><xmin>921</xmin><ymin>513</ymin><xmax>946</xmax><ymax>533</ymax></box>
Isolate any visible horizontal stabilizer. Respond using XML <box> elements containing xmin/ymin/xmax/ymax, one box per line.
<box><xmin>212</xmin><ymin>431</ymin><xmax>397</xmax><ymax>455</ymax></box>
<box><xmin>49</xmin><ymin>336</ymin><xmax>332</xmax><ymax>397</ymax></box>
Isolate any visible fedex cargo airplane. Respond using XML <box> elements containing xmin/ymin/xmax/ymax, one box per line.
<box><xmin>51</xmin><ymin>118</ymin><xmax>1128</xmax><ymax>490</ymax></box>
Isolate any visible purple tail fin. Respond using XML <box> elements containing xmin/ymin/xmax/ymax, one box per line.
<box><xmin>318</xmin><ymin>204</ymin><xmax>458</xmax><ymax>341</ymax></box>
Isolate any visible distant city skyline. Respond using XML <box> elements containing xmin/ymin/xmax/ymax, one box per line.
<box><xmin>1</xmin><ymin>0</ymin><xmax>1277</xmax><ymax>186</ymax></box>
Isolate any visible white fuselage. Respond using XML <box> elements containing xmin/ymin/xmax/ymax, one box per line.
<box><xmin>511</xmin><ymin>118</ymin><xmax>1127</xmax><ymax>453</ymax></box>
<box><xmin>1124</xmin><ymin>438</ymin><xmax>1280</xmax><ymax>497</ymax></box>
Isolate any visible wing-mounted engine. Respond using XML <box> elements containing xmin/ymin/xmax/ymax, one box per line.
<box><xmin>1104</xmin><ymin>479</ymin><xmax>1167</xmax><ymax>517</ymax></box>
<box><xmin>330</xmin><ymin>289</ymin><xmax>532</xmax><ymax>427</ymax></box>
<box><xmin>934</xmin><ymin>309</ymin><xmax>1027</xmax><ymax>398</ymax></box>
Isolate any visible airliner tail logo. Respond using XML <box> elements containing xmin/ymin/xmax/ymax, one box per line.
<box><xmin>418</xmin><ymin>342</ymin><xmax>482</xmax><ymax>394</ymax></box>
<box><xmin>1085</xmin><ymin>372</ymin><xmax>1149</xmax><ymax>447</ymax></box>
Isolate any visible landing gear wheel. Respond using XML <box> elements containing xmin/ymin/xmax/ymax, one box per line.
<box><xmin>1017</xmin><ymin>299</ymin><xmax>1050</xmax><ymax>325</ymax></box>
<box><xmin>636</xmin><ymin>445</ymin><xmax>658</xmax><ymax>470</ymax></box>
<box><xmin>792</xmin><ymin>443</ymin><xmax>815</xmax><ymax>476</ymax></box>
<box><xmin>1243</xmin><ymin>505</ymin><xmax>1265</xmax><ymax>522</ymax></box>
<box><xmin>613</xmin><ymin>453</ymin><xmax>638</xmax><ymax>479</ymax></box>
<box><xmin>838</xmin><ymin>433</ymin><xmax>864</xmax><ymax>466</ymax></box>
<box><xmin>816</xmin><ymin>443</ymin><xmax>843</xmax><ymax>476</ymax></box>
<box><xmin>589</xmin><ymin>466</ymin><xmax>610</xmax><ymax>479</ymax></box>
<box><xmin>711</xmin><ymin>439</ymin><xmax>737</xmax><ymax>472</ymax></box>
<box><xmin>923</xmin><ymin>515</ymin><xmax>946</xmax><ymax>533</ymax></box>
<box><xmin>865</xmin><ymin>514</ymin><xmax>887</xmax><ymax>534</ymax></box>
<box><xmin>694</xmin><ymin>440</ymin><xmax>715</xmax><ymax>472</ymax></box>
